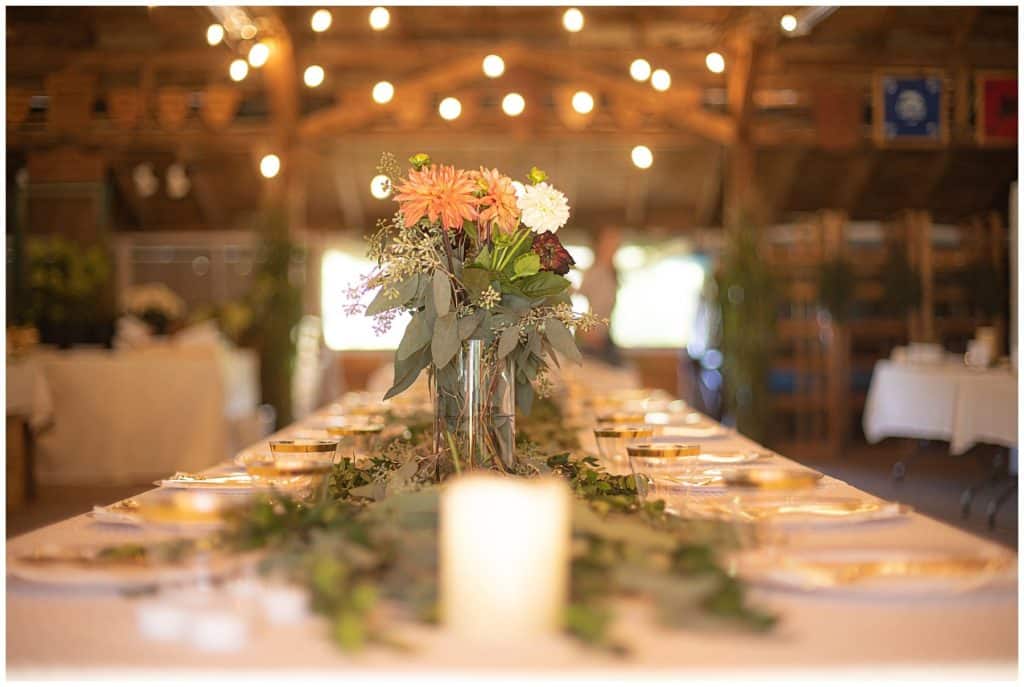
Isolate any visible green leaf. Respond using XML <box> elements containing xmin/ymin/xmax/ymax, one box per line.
<box><xmin>472</xmin><ymin>245</ymin><xmax>492</xmax><ymax>270</ymax></box>
<box><xmin>397</xmin><ymin>312</ymin><xmax>431</xmax><ymax>361</ymax></box>
<box><xmin>432</xmin><ymin>270</ymin><xmax>451</xmax><ymax>318</ymax></box>
<box><xmin>365</xmin><ymin>275</ymin><xmax>420</xmax><ymax>316</ymax></box>
<box><xmin>458</xmin><ymin>310</ymin><xmax>484</xmax><ymax>340</ymax></box>
<box><xmin>383</xmin><ymin>345</ymin><xmax>430</xmax><ymax>400</ymax></box>
<box><xmin>544</xmin><ymin>317</ymin><xmax>582</xmax><ymax>364</ymax></box>
<box><xmin>498</xmin><ymin>324</ymin><xmax>520</xmax><ymax>359</ymax></box>
<box><xmin>517</xmin><ymin>272</ymin><xmax>571</xmax><ymax>299</ymax></box>
<box><xmin>462</xmin><ymin>267</ymin><xmax>492</xmax><ymax>300</ymax></box>
<box><xmin>512</xmin><ymin>253</ymin><xmax>540</xmax><ymax>280</ymax></box>
<box><xmin>431</xmin><ymin>313</ymin><xmax>460</xmax><ymax>368</ymax></box>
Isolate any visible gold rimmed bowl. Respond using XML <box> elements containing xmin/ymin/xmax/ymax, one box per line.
<box><xmin>593</xmin><ymin>425</ymin><xmax>656</xmax><ymax>467</ymax></box>
<box><xmin>326</xmin><ymin>423</ymin><xmax>385</xmax><ymax>465</ymax></box>
<box><xmin>625</xmin><ymin>442</ymin><xmax>702</xmax><ymax>474</ymax></box>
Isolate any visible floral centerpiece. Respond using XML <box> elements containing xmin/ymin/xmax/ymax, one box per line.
<box><xmin>348</xmin><ymin>153</ymin><xmax>604</xmax><ymax>471</ymax></box>
<box><xmin>122</xmin><ymin>282</ymin><xmax>186</xmax><ymax>335</ymax></box>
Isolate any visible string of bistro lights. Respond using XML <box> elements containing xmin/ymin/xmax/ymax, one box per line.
<box><xmin>204</xmin><ymin>7</ymin><xmax>805</xmax><ymax>185</ymax></box>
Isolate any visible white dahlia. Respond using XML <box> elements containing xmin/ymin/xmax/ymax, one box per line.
<box><xmin>516</xmin><ymin>182</ymin><xmax>570</xmax><ymax>234</ymax></box>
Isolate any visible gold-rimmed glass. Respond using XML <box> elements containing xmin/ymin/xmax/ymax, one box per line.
<box><xmin>325</xmin><ymin>423</ymin><xmax>384</xmax><ymax>466</ymax></box>
<box><xmin>593</xmin><ymin>425</ymin><xmax>655</xmax><ymax>472</ymax></box>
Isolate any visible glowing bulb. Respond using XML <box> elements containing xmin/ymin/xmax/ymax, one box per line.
<box><xmin>562</xmin><ymin>8</ymin><xmax>584</xmax><ymax>32</ymax></box>
<box><xmin>369</xmin><ymin>7</ymin><xmax>390</xmax><ymax>31</ymax></box>
<box><xmin>502</xmin><ymin>92</ymin><xmax>525</xmax><ymax>117</ymax></box>
<box><xmin>229</xmin><ymin>59</ymin><xmax>249</xmax><ymax>82</ymax></box>
<box><xmin>482</xmin><ymin>54</ymin><xmax>505</xmax><ymax>78</ymax></box>
<box><xmin>248</xmin><ymin>42</ymin><xmax>269</xmax><ymax>68</ymax></box>
<box><xmin>650</xmin><ymin>68</ymin><xmax>671</xmax><ymax>92</ymax></box>
<box><xmin>240</xmin><ymin>24</ymin><xmax>257</xmax><ymax>40</ymax></box>
<box><xmin>206</xmin><ymin>24</ymin><xmax>224</xmax><ymax>46</ymax></box>
<box><xmin>311</xmin><ymin>9</ymin><xmax>332</xmax><ymax>32</ymax></box>
<box><xmin>372</xmin><ymin>81</ymin><xmax>394</xmax><ymax>104</ymax></box>
<box><xmin>571</xmin><ymin>90</ymin><xmax>594</xmax><ymax>114</ymax></box>
<box><xmin>370</xmin><ymin>174</ymin><xmax>391</xmax><ymax>199</ymax></box>
<box><xmin>438</xmin><ymin>97</ymin><xmax>462</xmax><ymax>121</ymax></box>
<box><xmin>303</xmin><ymin>65</ymin><xmax>325</xmax><ymax>88</ymax></box>
<box><xmin>780</xmin><ymin>14</ymin><xmax>798</xmax><ymax>32</ymax></box>
<box><xmin>259</xmin><ymin>154</ymin><xmax>281</xmax><ymax>179</ymax></box>
<box><xmin>631</xmin><ymin>145</ymin><xmax>653</xmax><ymax>170</ymax></box>
<box><xmin>705</xmin><ymin>51</ymin><xmax>725</xmax><ymax>74</ymax></box>
<box><xmin>629</xmin><ymin>58</ymin><xmax>651</xmax><ymax>82</ymax></box>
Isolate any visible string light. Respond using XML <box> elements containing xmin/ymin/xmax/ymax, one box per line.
<box><xmin>206</xmin><ymin>24</ymin><xmax>224</xmax><ymax>46</ymax></box>
<box><xmin>438</xmin><ymin>97</ymin><xmax>462</xmax><ymax>121</ymax></box>
<box><xmin>311</xmin><ymin>9</ymin><xmax>332</xmax><ymax>32</ymax></box>
<box><xmin>240</xmin><ymin>24</ymin><xmax>257</xmax><ymax>40</ymax></box>
<box><xmin>372</xmin><ymin>81</ymin><xmax>395</xmax><ymax>104</ymax></box>
<box><xmin>631</xmin><ymin>145</ymin><xmax>653</xmax><ymax>169</ymax></box>
<box><xmin>482</xmin><ymin>54</ymin><xmax>505</xmax><ymax>78</ymax></box>
<box><xmin>502</xmin><ymin>93</ymin><xmax>525</xmax><ymax>117</ymax></box>
<box><xmin>304</xmin><ymin>65</ymin><xmax>325</xmax><ymax>88</ymax></box>
<box><xmin>571</xmin><ymin>90</ymin><xmax>594</xmax><ymax>114</ymax></box>
<box><xmin>629</xmin><ymin>58</ymin><xmax>651</xmax><ymax>82</ymax></box>
<box><xmin>260</xmin><ymin>154</ymin><xmax>281</xmax><ymax>179</ymax></box>
<box><xmin>780</xmin><ymin>14</ymin><xmax>798</xmax><ymax>32</ymax></box>
<box><xmin>562</xmin><ymin>8</ymin><xmax>584</xmax><ymax>32</ymax></box>
<box><xmin>705</xmin><ymin>52</ymin><xmax>725</xmax><ymax>74</ymax></box>
<box><xmin>650</xmin><ymin>68</ymin><xmax>671</xmax><ymax>92</ymax></box>
<box><xmin>369</xmin><ymin>7</ymin><xmax>390</xmax><ymax>31</ymax></box>
<box><xmin>370</xmin><ymin>174</ymin><xmax>391</xmax><ymax>199</ymax></box>
<box><xmin>229</xmin><ymin>59</ymin><xmax>249</xmax><ymax>82</ymax></box>
<box><xmin>248</xmin><ymin>42</ymin><xmax>269</xmax><ymax>68</ymax></box>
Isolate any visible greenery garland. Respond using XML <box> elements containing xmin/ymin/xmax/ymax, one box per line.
<box><xmin>216</xmin><ymin>401</ymin><xmax>775</xmax><ymax>654</ymax></box>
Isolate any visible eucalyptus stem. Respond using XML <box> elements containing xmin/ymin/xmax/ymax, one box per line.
<box><xmin>445</xmin><ymin>430</ymin><xmax>462</xmax><ymax>475</ymax></box>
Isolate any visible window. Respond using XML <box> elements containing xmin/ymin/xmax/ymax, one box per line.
<box><xmin>321</xmin><ymin>248</ymin><xmax>408</xmax><ymax>351</ymax></box>
<box><xmin>610</xmin><ymin>243</ymin><xmax>706</xmax><ymax>349</ymax></box>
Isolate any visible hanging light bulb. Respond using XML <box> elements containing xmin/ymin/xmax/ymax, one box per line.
<box><xmin>502</xmin><ymin>92</ymin><xmax>525</xmax><ymax>117</ymax></box>
<box><xmin>206</xmin><ymin>24</ymin><xmax>225</xmax><ymax>46</ymax></box>
<box><xmin>311</xmin><ymin>9</ymin><xmax>332</xmax><ymax>32</ymax></box>
<box><xmin>229</xmin><ymin>59</ymin><xmax>249</xmax><ymax>82</ymax></box>
<box><xmin>370</xmin><ymin>174</ymin><xmax>391</xmax><ymax>199</ymax></box>
<box><xmin>372</xmin><ymin>81</ymin><xmax>395</xmax><ymax>104</ymax></box>
<box><xmin>369</xmin><ymin>7</ymin><xmax>390</xmax><ymax>31</ymax></box>
<box><xmin>780</xmin><ymin>14</ymin><xmax>798</xmax><ymax>32</ymax></box>
<box><xmin>240</xmin><ymin>23</ymin><xmax>257</xmax><ymax>40</ymax></box>
<box><xmin>631</xmin><ymin>145</ymin><xmax>653</xmax><ymax>169</ymax></box>
<box><xmin>259</xmin><ymin>154</ymin><xmax>281</xmax><ymax>179</ymax></box>
<box><xmin>304</xmin><ymin>65</ymin><xmax>325</xmax><ymax>88</ymax></box>
<box><xmin>650</xmin><ymin>69</ymin><xmax>671</xmax><ymax>92</ymax></box>
<box><xmin>562</xmin><ymin>8</ymin><xmax>584</xmax><ymax>32</ymax></box>
<box><xmin>705</xmin><ymin>52</ymin><xmax>726</xmax><ymax>74</ymax></box>
<box><xmin>438</xmin><ymin>97</ymin><xmax>462</xmax><ymax>121</ymax></box>
<box><xmin>248</xmin><ymin>42</ymin><xmax>270</xmax><ymax>68</ymax></box>
<box><xmin>482</xmin><ymin>54</ymin><xmax>505</xmax><ymax>79</ymax></box>
<box><xmin>571</xmin><ymin>90</ymin><xmax>594</xmax><ymax>114</ymax></box>
<box><xmin>629</xmin><ymin>58</ymin><xmax>651</xmax><ymax>82</ymax></box>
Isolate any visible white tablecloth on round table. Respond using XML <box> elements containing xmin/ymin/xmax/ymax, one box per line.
<box><xmin>863</xmin><ymin>360</ymin><xmax>1018</xmax><ymax>455</ymax></box>
<box><xmin>6</xmin><ymin>355</ymin><xmax>54</xmax><ymax>430</ymax></box>
<box><xmin>11</xmin><ymin>347</ymin><xmax>261</xmax><ymax>486</ymax></box>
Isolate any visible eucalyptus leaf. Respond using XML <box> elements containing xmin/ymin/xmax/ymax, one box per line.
<box><xmin>462</xmin><ymin>267</ymin><xmax>492</xmax><ymax>300</ymax></box>
<box><xmin>458</xmin><ymin>310</ymin><xmax>484</xmax><ymax>340</ymax></box>
<box><xmin>544</xmin><ymin>318</ymin><xmax>582</xmax><ymax>364</ymax></box>
<box><xmin>432</xmin><ymin>270</ymin><xmax>452</xmax><ymax>318</ymax></box>
<box><xmin>383</xmin><ymin>346</ymin><xmax>430</xmax><ymax>400</ymax></box>
<box><xmin>431</xmin><ymin>313</ymin><xmax>460</xmax><ymax>368</ymax></box>
<box><xmin>518</xmin><ymin>272</ymin><xmax>571</xmax><ymax>299</ymax></box>
<box><xmin>516</xmin><ymin>380</ymin><xmax>535</xmax><ymax>414</ymax></box>
<box><xmin>498</xmin><ymin>324</ymin><xmax>520</xmax><ymax>359</ymax></box>
<box><xmin>397</xmin><ymin>312</ymin><xmax>432</xmax><ymax>361</ymax></box>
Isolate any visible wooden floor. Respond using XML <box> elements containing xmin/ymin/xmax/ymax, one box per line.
<box><xmin>6</xmin><ymin>440</ymin><xmax>1018</xmax><ymax>549</ymax></box>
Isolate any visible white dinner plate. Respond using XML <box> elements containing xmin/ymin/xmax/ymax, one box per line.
<box><xmin>7</xmin><ymin>547</ymin><xmax>254</xmax><ymax>591</ymax></box>
<box><xmin>730</xmin><ymin>546</ymin><xmax>1017</xmax><ymax>598</ymax></box>
<box><xmin>684</xmin><ymin>495</ymin><xmax>910</xmax><ymax>529</ymax></box>
<box><xmin>155</xmin><ymin>472</ymin><xmax>269</xmax><ymax>492</ymax></box>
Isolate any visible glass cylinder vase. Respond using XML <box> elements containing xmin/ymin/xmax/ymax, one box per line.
<box><xmin>433</xmin><ymin>339</ymin><xmax>516</xmax><ymax>471</ymax></box>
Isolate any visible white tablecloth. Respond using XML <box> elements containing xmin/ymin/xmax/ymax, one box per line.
<box><xmin>863</xmin><ymin>360</ymin><xmax>1018</xmax><ymax>455</ymax></box>
<box><xmin>6</xmin><ymin>403</ymin><xmax>1017</xmax><ymax>677</ymax></box>
<box><xmin>12</xmin><ymin>347</ymin><xmax>261</xmax><ymax>486</ymax></box>
<box><xmin>6</xmin><ymin>355</ymin><xmax>54</xmax><ymax>430</ymax></box>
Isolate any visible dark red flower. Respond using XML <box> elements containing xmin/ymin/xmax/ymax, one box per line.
<box><xmin>531</xmin><ymin>231</ymin><xmax>575</xmax><ymax>275</ymax></box>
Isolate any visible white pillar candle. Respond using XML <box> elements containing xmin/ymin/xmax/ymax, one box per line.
<box><xmin>440</xmin><ymin>474</ymin><xmax>571</xmax><ymax>642</ymax></box>
<box><xmin>260</xmin><ymin>583</ymin><xmax>310</xmax><ymax>625</ymax></box>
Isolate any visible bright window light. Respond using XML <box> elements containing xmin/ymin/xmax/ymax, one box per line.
<box><xmin>322</xmin><ymin>249</ymin><xmax>408</xmax><ymax>351</ymax></box>
<box><xmin>610</xmin><ymin>246</ymin><xmax>706</xmax><ymax>348</ymax></box>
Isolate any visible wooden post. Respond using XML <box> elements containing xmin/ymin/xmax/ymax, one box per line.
<box><xmin>821</xmin><ymin>209</ymin><xmax>849</xmax><ymax>458</ymax></box>
<box><xmin>917</xmin><ymin>210</ymin><xmax>936</xmax><ymax>342</ymax></box>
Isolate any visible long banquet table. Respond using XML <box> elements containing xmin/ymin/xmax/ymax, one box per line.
<box><xmin>6</xmin><ymin>391</ymin><xmax>1018</xmax><ymax>678</ymax></box>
